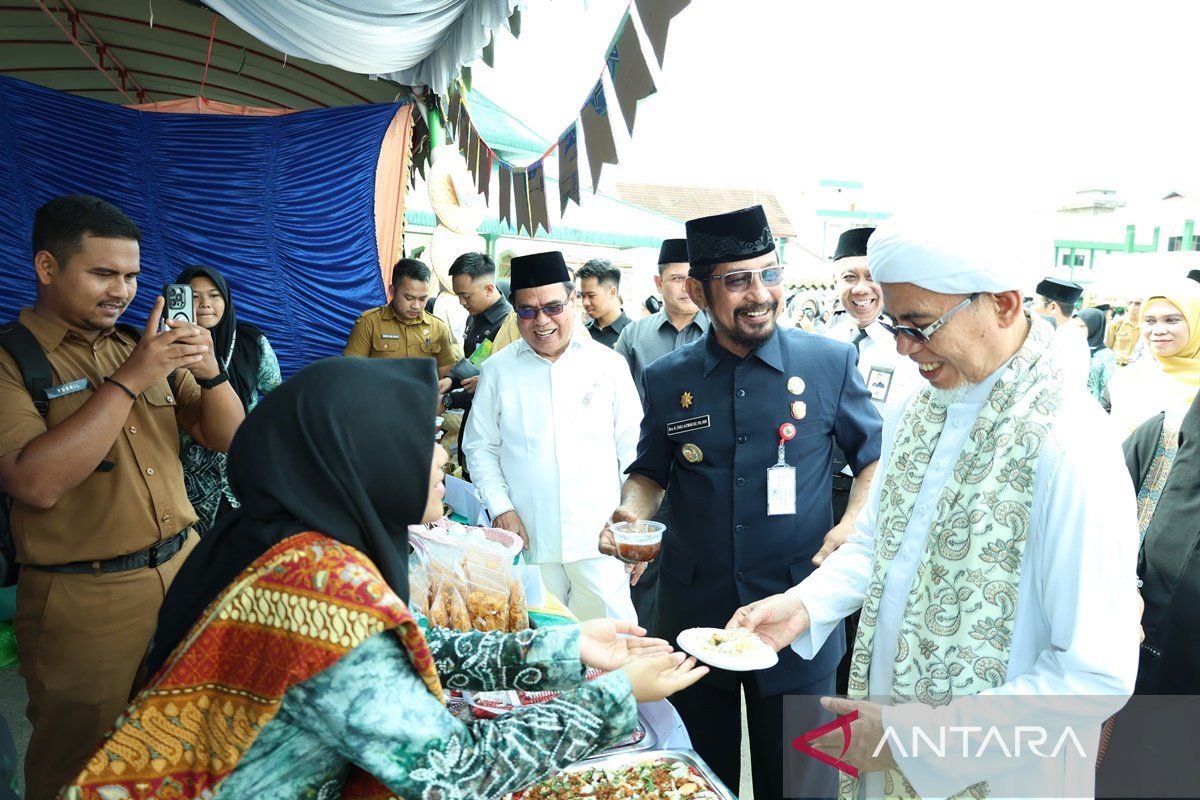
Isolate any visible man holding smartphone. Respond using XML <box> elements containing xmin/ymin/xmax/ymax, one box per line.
<box><xmin>0</xmin><ymin>195</ymin><xmax>245</xmax><ymax>798</ymax></box>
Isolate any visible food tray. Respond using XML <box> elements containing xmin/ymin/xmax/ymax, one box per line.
<box><xmin>585</xmin><ymin>710</ymin><xmax>656</xmax><ymax>758</ymax></box>
<box><xmin>513</xmin><ymin>749</ymin><xmax>737</xmax><ymax>800</ymax></box>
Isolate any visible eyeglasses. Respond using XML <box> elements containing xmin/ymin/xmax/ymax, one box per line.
<box><xmin>705</xmin><ymin>266</ymin><xmax>784</xmax><ymax>293</ymax></box>
<box><xmin>887</xmin><ymin>293</ymin><xmax>979</xmax><ymax>344</ymax></box>
<box><xmin>515</xmin><ymin>302</ymin><xmax>569</xmax><ymax>320</ymax></box>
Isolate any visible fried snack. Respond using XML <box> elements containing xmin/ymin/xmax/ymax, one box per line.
<box><xmin>466</xmin><ymin>589</ymin><xmax>508</xmax><ymax>632</ymax></box>
<box><xmin>507</xmin><ymin>576</ymin><xmax>529</xmax><ymax>632</ymax></box>
<box><xmin>447</xmin><ymin>583</ymin><xmax>471</xmax><ymax>631</ymax></box>
<box><xmin>428</xmin><ymin>583</ymin><xmax>450</xmax><ymax>628</ymax></box>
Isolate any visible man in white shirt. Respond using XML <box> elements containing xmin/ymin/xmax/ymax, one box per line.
<box><xmin>1033</xmin><ymin>276</ymin><xmax>1091</xmax><ymax>391</ymax></box>
<box><xmin>729</xmin><ymin>216</ymin><xmax>1141</xmax><ymax>799</ymax></box>
<box><xmin>822</xmin><ymin>227</ymin><xmax>923</xmax><ymax>698</ymax></box>
<box><xmin>823</xmin><ymin>228</ymin><xmax>922</xmax><ymax>526</ymax></box>
<box><xmin>463</xmin><ymin>251</ymin><xmax>640</xmax><ymax>622</ymax></box>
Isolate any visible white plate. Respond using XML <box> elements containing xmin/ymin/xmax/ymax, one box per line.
<box><xmin>677</xmin><ymin>627</ymin><xmax>779</xmax><ymax>672</ymax></box>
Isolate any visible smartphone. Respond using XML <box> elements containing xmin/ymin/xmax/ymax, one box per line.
<box><xmin>163</xmin><ymin>283</ymin><xmax>196</xmax><ymax>326</ymax></box>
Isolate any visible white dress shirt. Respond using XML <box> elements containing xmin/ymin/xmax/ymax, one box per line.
<box><xmin>462</xmin><ymin>333</ymin><xmax>643</xmax><ymax>565</ymax></box>
<box><xmin>1050</xmin><ymin>320</ymin><xmax>1092</xmax><ymax>391</ymax></box>
<box><xmin>789</xmin><ymin>364</ymin><xmax>1140</xmax><ymax>799</ymax></box>
<box><xmin>825</xmin><ymin>315</ymin><xmax>923</xmax><ymax>428</ymax></box>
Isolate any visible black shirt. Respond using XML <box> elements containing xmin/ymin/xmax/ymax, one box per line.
<box><xmin>463</xmin><ymin>296</ymin><xmax>512</xmax><ymax>359</ymax></box>
<box><xmin>586</xmin><ymin>311</ymin><xmax>632</xmax><ymax>349</ymax></box>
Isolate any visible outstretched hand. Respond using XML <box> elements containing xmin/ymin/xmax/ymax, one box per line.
<box><xmin>578</xmin><ymin>618</ymin><xmax>672</xmax><ymax>671</ymax></box>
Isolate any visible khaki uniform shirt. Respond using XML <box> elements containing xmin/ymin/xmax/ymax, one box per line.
<box><xmin>491</xmin><ymin>311</ymin><xmax>522</xmax><ymax>353</ymax></box>
<box><xmin>1110</xmin><ymin>319</ymin><xmax>1140</xmax><ymax>365</ymax></box>
<box><xmin>343</xmin><ymin>305</ymin><xmax>456</xmax><ymax>369</ymax></box>
<box><xmin>0</xmin><ymin>308</ymin><xmax>203</xmax><ymax>565</ymax></box>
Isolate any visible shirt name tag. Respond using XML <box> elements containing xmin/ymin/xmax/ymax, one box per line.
<box><xmin>667</xmin><ymin>415</ymin><xmax>710</xmax><ymax>437</ymax></box>
<box><xmin>381</xmin><ymin>333</ymin><xmax>401</xmax><ymax>340</ymax></box>
<box><xmin>45</xmin><ymin>378</ymin><xmax>89</xmax><ymax>399</ymax></box>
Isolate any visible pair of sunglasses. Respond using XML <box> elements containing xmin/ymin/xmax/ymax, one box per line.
<box><xmin>884</xmin><ymin>293</ymin><xmax>979</xmax><ymax>343</ymax></box>
<box><xmin>705</xmin><ymin>266</ymin><xmax>784</xmax><ymax>293</ymax></box>
<box><xmin>515</xmin><ymin>301</ymin><xmax>569</xmax><ymax>320</ymax></box>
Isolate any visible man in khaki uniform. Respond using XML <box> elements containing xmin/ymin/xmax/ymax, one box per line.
<box><xmin>344</xmin><ymin>258</ymin><xmax>456</xmax><ymax>393</ymax></box>
<box><xmin>1109</xmin><ymin>298</ymin><xmax>1142</xmax><ymax>365</ymax></box>
<box><xmin>0</xmin><ymin>195</ymin><xmax>245</xmax><ymax>798</ymax></box>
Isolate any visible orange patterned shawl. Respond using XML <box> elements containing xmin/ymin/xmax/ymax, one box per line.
<box><xmin>61</xmin><ymin>532</ymin><xmax>442</xmax><ymax>800</ymax></box>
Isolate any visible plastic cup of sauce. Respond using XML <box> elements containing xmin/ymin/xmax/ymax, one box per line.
<box><xmin>611</xmin><ymin>521</ymin><xmax>666</xmax><ymax>564</ymax></box>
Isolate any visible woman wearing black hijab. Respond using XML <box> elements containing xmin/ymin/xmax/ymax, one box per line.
<box><xmin>69</xmin><ymin>358</ymin><xmax>706</xmax><ymax>798</ymax></box>
<box><xmin>175</xmin><ymin>265</ymin><xmax>282</xmax><ymax>533</ymax></box>
<box><xmin>1079</xmin><ymin>306</ymin><xmax>1116</xmax><ymax>404</ymax></box>
<box><xmin>1096</xmin><ymin>390</ymin><xmax>1200</xmax><ymax>795</ymax></box>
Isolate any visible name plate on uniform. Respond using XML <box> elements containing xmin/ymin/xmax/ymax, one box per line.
<box><xmin>45</xmin><ymin>378</ymin><xmax>89</xmax><ymax>399</ymax></box>
<box><xmin>381</xmin><ymin>333</ymin><xmax>401</xmax><ymax>340</ymax></box>
<box><xmin>667</xmin><ymin>415</ymin><xmax>711</xmax><ymax>437</ymax></box>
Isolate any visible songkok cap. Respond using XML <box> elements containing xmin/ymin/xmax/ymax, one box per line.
<box><xmin>658</xmin><ymin>238</ymin><xmax>689</xmax><ymax>266</ymax></box>
<box><xmin>1093</xmin><ymin>302</ymin><xmax>1112</xmax><ymax>313</ymax></box>
<box><xmin>1036</xmin><ymin>277</ymin><xmax>1084</xmax><ymax>308</ymax></box>
<box><xmin>869</xmin><ymin>212</ymin><xmax>1033</xmax><ymax>294</ymax></box>
<box><xmin>833</xmin><ymin>227</ymin><xmax>874</xmax><ymax>261</ymax></box>
<box><xmin>510</xmin><ymin>251</ymin><xmax>571</xmax><ymax>293</ymax></box>
<box><xmin>686</xmin><ymin>205</ymin><xmax>775</xmax><ymax>278</ymax></box>
<box><xmin>1187</xmin><ymin>268</ymin><xmax>1200</xmax><ymax>284</ymax></box>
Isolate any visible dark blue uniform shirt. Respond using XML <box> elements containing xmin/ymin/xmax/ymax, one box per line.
<box><xmin>628</xmin><ymin>325</ymin><xmax>882</xmax><ymax>695</ymax></box>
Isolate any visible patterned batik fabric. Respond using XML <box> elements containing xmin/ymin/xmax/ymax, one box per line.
<box><xmin>1134</xmin><ymin>420</ymin><xmax>1182</xmax><ymax>546</ymax></box>
<box><xmin>60</xmin><ymin>532</ymin><xmax>441</xmax><ymax>799</ymax></box>
<box><xmin>841</xmin><ymin>317</ymin><xmax>1064</xmax><ymax>800</ymax></box>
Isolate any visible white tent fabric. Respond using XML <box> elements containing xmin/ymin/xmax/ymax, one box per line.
<box><xmin>205</xmin><ymin>0</ymin><xmax>523</xmax><ymax>95</ymax></box>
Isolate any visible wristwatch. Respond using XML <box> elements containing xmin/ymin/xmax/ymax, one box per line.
<box><xmin>197</xmin><ymin>371</ymin><xmax>230</xmax><ymax>390</ymax></box>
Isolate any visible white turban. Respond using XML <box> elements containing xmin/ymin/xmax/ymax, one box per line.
<box><xmin>868</xmin><ymin>212</ymin><xmax>1036</xmax><ymax>295</ymax></box>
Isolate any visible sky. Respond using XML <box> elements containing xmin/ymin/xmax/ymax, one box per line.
<box><xmin>471</xmin><ymin>0</ymin><xmax>1200</xmax><ymax>225</ymax></box>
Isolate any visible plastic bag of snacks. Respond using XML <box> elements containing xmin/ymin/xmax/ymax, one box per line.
<box><xmin>410</xmin><ymin>520</ymin><xmax>529</xmax><ymax>632</ymax></box>
<box><xmin>408</xmin><ymin>552</ymin><xmax>431</xmax><ymax>618</ymax></box>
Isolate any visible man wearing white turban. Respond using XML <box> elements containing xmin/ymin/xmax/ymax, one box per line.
<box><xmin>727</xmin><ymin>215</ymin><xmax>1141</xmax><ymax>799</ymax></box>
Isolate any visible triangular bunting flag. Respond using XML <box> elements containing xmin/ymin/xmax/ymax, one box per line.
<box><xmin>456</xmin><ymin>105</ymin><xmax>470</xmax><ymax>155</ymax></box>
<box><xmin>528</xmin><ymin>160</ymin><xmax>551</xmax><ymax>236</ymax></box>
<box><xmin>477</xmin><ymin>145</ymin><xmax>493</xmax><ymax>204</ymax></box>
<box><xmin>606</xmin><ymin>12</ymin><xmax>657</xmax><ymax>135</ymax></box>
<box><xmin>512</xmin><ymin>167</ymin><xmax>532</xmax><ymax>236</ymax></box>
<box><xmin>558</xmin><ymin>123</ymin><xmax>581</xmax><ymax>215</ymax></box>
<box><xmin>580</xmin><ymin>79</ymin><xmax>619</xmax><ymax>192</ymax></box>
<box><xmin>464</xmin><ymin>122</ymin><xmax>479</xmax><ymax>184</ymax></box>
<box><xmin>498</xmin><ymin>163</ymin><xmax>513</xmax><ymax>228</ymax></box>
<box><xmin>633</xmin><ymin>0</ymin><xmax>691</xmax><ymax>67</ymax></box>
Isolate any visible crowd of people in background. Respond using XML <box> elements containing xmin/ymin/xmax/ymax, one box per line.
<box><xmin>0</xmin><ymin>192</ymin><xmax>1198</xmax><ymax>798</ymax></box>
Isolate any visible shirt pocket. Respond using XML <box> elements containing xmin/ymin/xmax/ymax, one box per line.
<box><xmin>45</xmin><ymin>380</ymin><xmax>95</xmax><ymax>427</ymax></box>
<box><xmin>142</xmin><ymin>381</ymin><xmax>180</xmax><ymax>430</ymax></box>
<box><xmin>371</xmin><ymin>335</ymin><xmax>400</xmax><ymax>354</ymax></box>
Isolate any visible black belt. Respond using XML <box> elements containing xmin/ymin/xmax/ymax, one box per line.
<box><xmin>28</xmin><ymin>529</ymin><xmax>190</xmax><ymax>575</ymax></box>
<box><xmin>832</xmin><ymin>474</ymin><xmax>854</xmax><ymax>493</ymax></box>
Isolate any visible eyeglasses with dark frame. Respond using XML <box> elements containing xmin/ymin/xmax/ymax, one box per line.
<box><xmin>704</xmin><ymin>266</ymin><xmax>784</xmax><ymax>293</ymax></box>
<box><xmin>885</xmin><ymin>293</ymin><xmax>980</xmax><ymax>344</ymax></box>
<box><xmin>515</xmin><ymin>301</ymin><xmax>569</xmax><ymax>320</ymax></box>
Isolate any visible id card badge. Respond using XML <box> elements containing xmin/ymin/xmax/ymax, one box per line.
<box><xmin>767</xmin><ymin>422</ymin><xmax>797</xmax><ymax>516</ymax></box>
<box><xmin>767</xmin><ymin>464</ymin><xmax>796</xmax><ymax>516</ymax></box>
<box><xmin>866</xmin><ymin>365</ymin><xmax>895</xmax><ymax>403</ymax></box>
